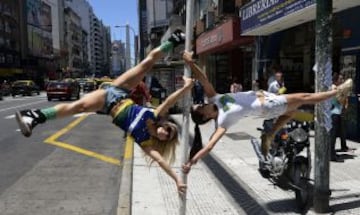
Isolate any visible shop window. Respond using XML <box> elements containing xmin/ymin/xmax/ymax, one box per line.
<box><xmin>5</xmin><ymin>39</ymin><xmax>10</xmax><ymax>48</ymax></box>
<box><xmin>4</xmin><ymin>21</ymin><xmax>10</xmax><ymax>33</ymax></box>
<box><xmin>0</xmin><ymin>19</ymin><xmax>3</xmax><ymax>31</ymax></box>
<box><xmin>14</xmin><ymin>56</ymin><xmax>19</xmax><ymax>65</ymax></box>
<box><xmin>220</xmin><ymin>0</ymin><xmax>236</xmax><ymax>14</ymax></box>
<box><xmin>3</xmin><ymin>3</ymin><xmax>10</xmax><ymax>16</ymax></box>
<box><xmin>10</xmin><ymin>40</ymin><xmax>16</xmax><ymax>50</ymax></box>
<box><xmin>6</xmin><ymin>54</ymin><xmax>13</xmax><ymax>64</ymax></box>
<box><xmin>0</xmin><ymin>53</ymin><xmax>5</xmax><ymax>63</ymax></box>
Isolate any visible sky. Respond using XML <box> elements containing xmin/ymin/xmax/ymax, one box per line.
<box><xmin>87</xmin><ymin>0</ymin><xmax>138</xmax><ymax>42</ymax></box>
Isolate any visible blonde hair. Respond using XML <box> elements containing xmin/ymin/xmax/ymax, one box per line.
<box><xmin>145</xmin><ymin>122</ymin><xmax>179</xmax><ymax>166</ymax></box>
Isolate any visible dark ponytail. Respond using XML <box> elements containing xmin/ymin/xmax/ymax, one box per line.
<box><xmin>189</xmin><ymin>124</ymin><xmax>203</xmax><ymax>159</ymax></box>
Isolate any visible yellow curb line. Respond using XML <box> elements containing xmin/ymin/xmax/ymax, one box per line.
<box><xmin>124</xmin><ymin>136</ymin><xmax>134</xmax><ymax>160</ymax></box>
<box><xmin>44</xmin><ymin>115</ymin><xmax>121</xmax><ymax>166</ymax></box>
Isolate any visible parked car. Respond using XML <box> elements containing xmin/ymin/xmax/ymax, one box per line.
<box><xmin>83</xmin><ymin>80</ymin><xmax>97</xmax><ymax>92</ymax></box>
<box><xmin>1</xmin><ymin>81</ymin><xmax>11</xmax><ymax>96</ymax></box>
<box><xmin>75</xmin><ymin>78</ymin><xmax>87</xmax><ymax>90</ymax></box>
<box><xmin>46</xmin><ymin>80</ymin><xmax>80</xmax><ymax>101</ymax></box>
<box><xmin>11</xmin><ymin>80</ymin><xmax>40</xmax><ymax>97</ymax></box>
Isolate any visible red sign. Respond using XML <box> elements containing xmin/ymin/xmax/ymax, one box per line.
<box><xmin>196</xmin><ymin>17</ymin><xmax>254</xmax><ymax>54</ymax></box>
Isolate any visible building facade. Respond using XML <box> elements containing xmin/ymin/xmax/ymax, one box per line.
<box><xmin>64</xmin><ymin>0</ymin><xmax>110</xmax><ymax>77</ymax></box>
<box><xmin>64</xmin><ymin>6</ymin><xmax>83</xmax><ymax>78</ymax></box>
<box><xmin>25</xmin><ymin>0</ymin><xmax>56</xmax><ymax>87</ymax></box>
<box><xmin>111</xmin><ymin>40</ymin><xmax>125</xmax><ymax>77</ymax></box>
<box><xmin>0</xmin><ymin>0</ymin><xmax>24</xmax><ymax>80</ymax></box>
<box><xmin>101</xmin><ymin>25</ymin><xmax>111</xmax><ymax>76</ymax></box>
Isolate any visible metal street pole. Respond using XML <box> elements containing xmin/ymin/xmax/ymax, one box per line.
<box><xmin>314</xmin><ymin>0</ymin><xmax>333</xmax><ymax>212</ymax></box>
<box><xmin>125</xmin><ymin>24</ymin><xmax>131</xmax><ymax>70</ymax></box>
<box><xmin>179</xmin><ymin>0</ymin><xmax>194</xmax><ymax>214</ymax></box>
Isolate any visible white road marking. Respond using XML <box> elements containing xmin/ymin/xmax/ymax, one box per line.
<box><xmin>0</xmin><ymin>100</ymin><xmax>47</xmax><ymax>113</ymax></box>
<box><xmin>5</xmin><ymin>114</ymin><xmax>15</xmax><ymax>119</ymax></box>
<box><xmin>73</xmin><ymin>112</ymin><xmax>95</xmax><ymax>118</ymax></box>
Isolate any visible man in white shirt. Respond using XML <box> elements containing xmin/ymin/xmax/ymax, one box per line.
<box><xmin>181</xmin><ymin>51</ymin><xmax>353</xmax><ymax>173</ymax></box>
<box><xmin>268</xmin><ymin>71</ymin><xmax>286</xmax><ymax>94</ymax></box>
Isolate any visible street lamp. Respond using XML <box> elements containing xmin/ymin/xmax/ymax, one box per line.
<box><xmin>114</xmin><ymin>24</ymin><xmax>138</xmax><ymax>69</ymax></box>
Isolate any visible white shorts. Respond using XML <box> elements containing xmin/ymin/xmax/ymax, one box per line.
<box><xmin>261</xmin><ymin>91</ymin><xmax>288</xmax><ymax>119</ymax></box>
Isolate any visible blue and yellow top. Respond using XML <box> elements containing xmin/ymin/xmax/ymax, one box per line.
<box><xmin>112</xmin><ymin>99</ymin><xmax>157</xmax><ymax>146</ymax></box>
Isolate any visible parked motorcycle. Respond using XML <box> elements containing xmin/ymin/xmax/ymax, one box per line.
<box><xmin>251</xmin><ymin>118</ymin><xmax>312</xmax><ymax>209</ymax></box>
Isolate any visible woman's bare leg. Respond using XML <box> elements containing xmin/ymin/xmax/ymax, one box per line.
<box><xmin>16</xmin><ymin>30</ymin><xmax>186</xmax><ymax>137</ymax></box>
<box><xmin>42</xmin><ymin>46</ymin><xmax>167</xmax><ymax>120</ymax></box>
<box><xmin>112</xmin><ymin>29</ymin><xmax>185</xmax><ymax>90</ymax></box>
<box><xmin>112</xmin><ymin>47</ymin><xmax>164</xmax><ymax>90</ymax></box>
<box><xmin>285</xmin><ymin>78</ymin><xmax>353</xmax><ymax>111</ymax></box>
<box><xmin>270</xmin><ymin>111</ymin><xmax>297</xmax><ymax>134</ymax></box>
<box><xmin>261</xmin><ymin>90</ymin><xmax>336</xmax><ymax>156</ymax></box>
<box><xmin>261</xmin><ymin>79</ymin><xmax>352</xmax><ymax>156</ymax></box>
<box><xmin>16</xmin><ymin>89</ymin><xmax>107</xmax><ymax>137</ymax></box>
<box><xmin>285</xmin><ymin>90</ymin><xmax>336</xmax><ymax>112</ymax></box>
<box><xmin>52</xmin><ymin>89</ymin><xmax>106</xmax><ymax>118</ymax></box>
<box><xmin>261</xmin><ymin>111</ymin><xmax>297</xmax><ymax>156</ymax></box>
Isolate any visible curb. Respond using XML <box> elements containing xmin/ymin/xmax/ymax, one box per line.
<box><xmin>117</xmin><ymin>137</ymin><xmax>134</xmax><ymax>215</ymax></box>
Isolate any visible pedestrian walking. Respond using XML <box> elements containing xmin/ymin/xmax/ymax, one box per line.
<box><xmin>267</xmin><ymin>70</ymin><xmax>286</xmax><ymax>95</ymax></box>
<box><xmin>230</xmin><ymin>78</ymin><xmax>242</xmax><ymax>93</ymax></box>
<box><xmin>330</xmin><ymin>73</ymin><xmax>355</xmax><ymax>161</ymax></box>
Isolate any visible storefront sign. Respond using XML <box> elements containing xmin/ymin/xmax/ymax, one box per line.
<box><xmin>241</xmin><ymin>0</ymin><xmax>315</xmax><ymax>34</ymax></box>
<box><xmin>196</xmin><ymin>17</ymin><xmax>253</xmax><ymax>54</ymax></box>
<box><xmin>199</xmin><ymin>29</ymin><xmax>224</xmax><ymax>49</ymax></box>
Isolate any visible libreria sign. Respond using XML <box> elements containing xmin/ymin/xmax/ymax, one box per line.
<box><xmin>240</xmin><ymin>0</ymin><xmax>315</xmax><ymax>33</ymax></box>
<box><xmin>241</xmin><ymin>0</ymin><xmax>280</xmax><ymax>21</ymax></box>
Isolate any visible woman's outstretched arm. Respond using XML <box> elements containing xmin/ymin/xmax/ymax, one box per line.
<box><xmin>183</xmin><ymin>51</ymin><xmax>217</xmax><ymax>98</ymax></box>
<box><xmin>142</xmin><ymin>145</ymin><xmax>186</xmax><ymax>195</ymax></box>
<box><xmin>182</xmin><ymin>127</ymin><xmax>226</xmax><ymax>174</ymax></box>
<box><xmin>154</xmin><ymin>77</ymin><xmax>194</xmax><ymax>117</ymax></box>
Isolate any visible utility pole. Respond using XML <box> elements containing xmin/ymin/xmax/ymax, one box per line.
<box><xmin>179</xmin><ymin>0</ymin><xmax>194</xmax><ymax>215</ymax></box>
<box><xmin>125</xmin><ymin>24</ymin><xmax>131</xmax><ymax>70</ymax></box>
<box><xmin>314</xmin><ymin>0</ymin><xmax>333</xmax><ymax>212</ymax></box>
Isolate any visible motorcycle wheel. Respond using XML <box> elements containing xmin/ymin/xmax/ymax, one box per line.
<box><xmin>293</xmin><ymin>162</ymin><xmax>309</xmax><ymax>209</ymax></box>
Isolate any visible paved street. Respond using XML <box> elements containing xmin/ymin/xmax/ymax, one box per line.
<box><xmin>0</xmin><ymin>93</ymin><xmax>125</xmax><ymax>215</ymax></box>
